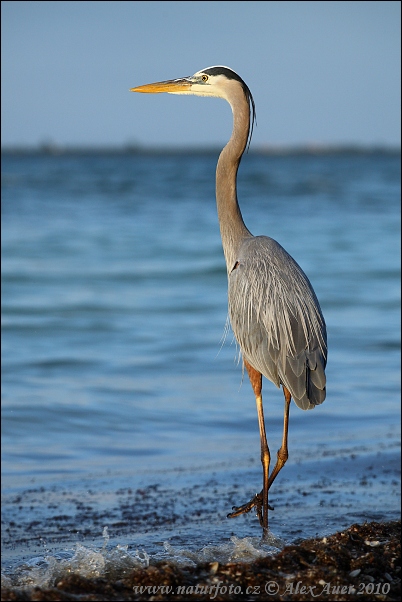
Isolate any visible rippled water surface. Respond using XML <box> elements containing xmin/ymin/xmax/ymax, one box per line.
<box><xmin>1</xmin><ymin>150</ymin><xmax>400</xmax><ymax>581</ymax></box>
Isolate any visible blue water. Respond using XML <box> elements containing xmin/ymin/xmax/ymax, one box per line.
<box><xmin>1</xmin><ymin>150</ymin><xmax>400</xmax><ymax>577</ymax></box>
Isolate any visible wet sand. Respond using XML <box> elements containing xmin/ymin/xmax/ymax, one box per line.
<box><xmin>1</xmin><ymin>520</ymin><xmax>400</xmax><ymax>601</ymax></box>
<box><xmin>2</xmin><ymin>448</ymin><xmax>400</xmax><ymax>600</ymax></box>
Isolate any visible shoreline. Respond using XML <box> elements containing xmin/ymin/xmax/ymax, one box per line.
<box><xmin>1</xmin><ymin>520</ymin><xmax>400</xmax><ymax>601</ymax></box>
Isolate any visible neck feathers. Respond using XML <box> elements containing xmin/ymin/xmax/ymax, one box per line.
<box><xmin>216</xmin><ymin>82</ymin><xmax>252</xmax><ymax>272</ymax></box>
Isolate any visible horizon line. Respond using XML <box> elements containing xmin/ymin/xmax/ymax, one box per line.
<box><xmin>1</xmin><ymin>142</ymin><xmax>400</xmax><ymax>157</ymax></box>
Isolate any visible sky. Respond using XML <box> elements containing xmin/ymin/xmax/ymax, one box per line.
<box><xmin>1</xmin><ymin>1</ymin><xmax>401</xmax><ymax>149</ymax></box>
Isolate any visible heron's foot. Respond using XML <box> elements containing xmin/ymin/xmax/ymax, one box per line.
<box><xmin>227</xmin><ymin>491</ymin><xmax>274</xmax><ymax>521</ymax></box>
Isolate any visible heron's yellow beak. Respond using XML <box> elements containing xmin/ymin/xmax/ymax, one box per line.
<box><xmin>130</xmin><ymin>77</ymin><xmax>191</xmax><ymax>94</ymax></box>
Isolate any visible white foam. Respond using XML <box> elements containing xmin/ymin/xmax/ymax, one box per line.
<box><xmin>2</xmin><ymin>528</ymin><xmax>285</xmax><ymax>589</ymax></box>
<box><xmin>159</xmin><ymin>532</ymin><xmax>285</xmax><ymax>567</ymax></box>
<box><xmin>3</xmin><ymin>536</ymin><xmax>150</xmax><ymax>589</ymax></box>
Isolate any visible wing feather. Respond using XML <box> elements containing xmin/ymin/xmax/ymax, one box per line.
<box><xmin>228</xmin><ymin>236</ymin><xmax>327</xmax><ymax>410</ymax></box>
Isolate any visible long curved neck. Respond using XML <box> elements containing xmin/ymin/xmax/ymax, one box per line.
<box><xmin>216</xmin><ymin>87</ymin><xmax>252</xmax><ymax>273</ymax></box>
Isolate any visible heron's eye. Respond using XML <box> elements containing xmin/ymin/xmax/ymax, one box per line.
<box><xmin>201</xmin><ymin>74</ymin><xmax>208</xmax><ymax>82</ymax></box>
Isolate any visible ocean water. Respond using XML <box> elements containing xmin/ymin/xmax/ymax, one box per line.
<box><xmin>1</xmin><ymin>149</ymin><xmax>400</xmax><ymax>583</ymax></box>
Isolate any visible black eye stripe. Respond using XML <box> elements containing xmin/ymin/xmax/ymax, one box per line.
<box><xmin>202</xmin><ymin>67</ymin><xmax>256</xmax><ymax>151</ymax></box>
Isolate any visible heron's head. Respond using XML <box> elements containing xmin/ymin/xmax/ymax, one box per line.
<box><xmin>130</xmin><ymin>66</ymin><xmax>256</xmax><ymax>144</ymax></box>
<box><xmin>131</xmin><ymin>66</ymin><xmax>246</xmax><ymax>99</ymax></box>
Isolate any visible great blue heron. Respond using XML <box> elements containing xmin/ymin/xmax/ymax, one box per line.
<box><xmin>131</xmin><ymin>66</ymin><xmax>327</xmax><ymax>537</ymax></box>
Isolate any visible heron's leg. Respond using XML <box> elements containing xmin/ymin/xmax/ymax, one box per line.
<box><xmin>255</xmin><ymin>387</ymin><xmax>270</xmax><ymax>535</ymax></box>
<box><xmin>228</xmin><ymin>361</ymin><xmax>271</xmax><ymax>535</ymax></box>
<box><xmin>267</xmin><ymin>386</ymin><xmax>291</xmax><ymax>489</ymax></box>
<box><xmin>227</xmin><ymin>385</ymin><xmax>291</xmax><ymax>525</ymax></box>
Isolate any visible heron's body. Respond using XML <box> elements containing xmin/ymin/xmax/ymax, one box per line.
<box><xmin>131</xmin><ymin>66</ymin><xmax>327</xmax><ymax>537</ymax></box>
<box><xmin>229</xmin><ymin>235</ymin><xmax>326</xmax><ymax>410</ymax></box>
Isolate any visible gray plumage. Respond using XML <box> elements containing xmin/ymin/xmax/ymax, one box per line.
<box><xmin>228</xmin><ymin>235</ymin><xmax>327</xmax><ymax>410</ymax></box>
